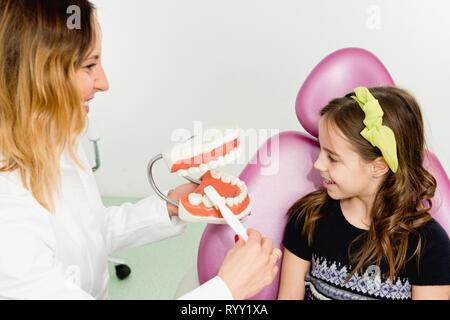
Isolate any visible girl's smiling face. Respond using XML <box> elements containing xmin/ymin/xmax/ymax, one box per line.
<box><xmin>313</xmin><ymin>116</ymin><xmax>384</xmax><ymax>201</ymax></box>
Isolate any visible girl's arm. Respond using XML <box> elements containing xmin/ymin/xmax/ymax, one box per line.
<box><xmin>412</xmin><ymin>285</ymin><xmax>450</xmax><ymax>300</ymax></box>
<box><xmin>277</xmin><ymin>248</ymin><xmax>311</xmax><ymax>300</ymax></box>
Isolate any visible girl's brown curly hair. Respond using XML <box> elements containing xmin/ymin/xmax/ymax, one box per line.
<box><xmin>288</xmin><ymin>86</ymin><xmax>436</xmax><ymax>283</ymax></box>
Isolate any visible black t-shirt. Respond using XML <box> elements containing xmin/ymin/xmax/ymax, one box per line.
<box><xmin>282</xmin><ymin>197</ymin><xmax>450</xmax><ymax>300</ymax></box>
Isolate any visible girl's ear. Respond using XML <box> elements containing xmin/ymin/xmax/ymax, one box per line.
<box><xmin>371</xmin><ymin>156</ymin><xmax>390</xmax><ymax>177</ymax></box>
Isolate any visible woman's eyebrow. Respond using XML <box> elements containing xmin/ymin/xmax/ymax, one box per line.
<box><xmin>87</xmin><ymin>54</ymin><xmax>99</xmax><ymax>61</ymax></box>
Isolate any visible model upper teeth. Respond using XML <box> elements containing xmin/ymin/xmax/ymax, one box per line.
<box><xmin>84</xmin><ymin>101</ymin><xmax>90</xmax><ymax>106</ymax></box>
<box><xmin>188</xmin><ymin>166</ymin><xmax>200</xmax><ymax>175</ymax></box>
<box><xmin>188</xmin><ymin>170</ymin><xmax>248</xmax><ymax>207</ymax></box>
<box><xmin>175</xmin><ymin>146</ymin><xmax>241</xmax><ymax>177</ymax></box>
<box><xmin>163</xmin><ymin>125</ymin><xmax>241</xmax><ymax>174</ymax></box>
<box><xmin>326</xmin><ymin>179</ymin><xmax>334</xmax><ymax>184</ymax></box>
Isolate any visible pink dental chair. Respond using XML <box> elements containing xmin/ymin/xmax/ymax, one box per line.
<box><xmin>195</xmin><ymin>47</ymin><xmax>450</xmax><ymax>300</ymax></box>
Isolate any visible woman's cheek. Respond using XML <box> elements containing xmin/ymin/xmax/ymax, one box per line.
<box><xmin>76</xmin><ymin>72</ymin><xmax>94</xmax><ymax>99</ymax></box>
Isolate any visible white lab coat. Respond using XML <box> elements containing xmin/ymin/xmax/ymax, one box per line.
<box><xmin>0</xmin><ymin>141</ymin><xmax>232</xmax><ymax>300</ymax></box>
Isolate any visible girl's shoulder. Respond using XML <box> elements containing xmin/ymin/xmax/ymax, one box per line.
<box><xmin>404</xmin><ymin>217</ymin><xmax>449</xmax><ymax>261</ymax></box>
<box><xmin>411</xmin><ymin>217</ymin><xmax>449</xmax><ymax>248</ymax></box>
<box><xmin>405</xmin><ymin>217</ymin><xmax>450</xmax><ymax>286</ymax></box>
<box><xmin>285</xmin><ymin>196</ymin><xmax>340</xmax><ymax>236</ymax></box>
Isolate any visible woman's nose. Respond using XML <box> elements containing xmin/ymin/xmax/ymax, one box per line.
<box><xmin>95</xmin><ymin>66</ymin><xmax>109</xmax><ymax>92</ymax></box>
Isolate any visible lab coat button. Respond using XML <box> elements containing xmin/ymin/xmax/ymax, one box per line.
<box><xmin>65</xmin><ymin>265</ymin><xmax>81</xmax><ymax>288</ymax></box>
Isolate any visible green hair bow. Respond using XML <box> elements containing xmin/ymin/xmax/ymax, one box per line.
<box><xmin>350</xmin><ymin>86</ymin><xmax>398</xmax><ymax>173</ymax></box>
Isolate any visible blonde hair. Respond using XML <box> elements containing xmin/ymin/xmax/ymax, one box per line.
<box><xmin>0</xmin><ymin>0</ymin><xmax>97</xmax><ymax>212</ymax></box>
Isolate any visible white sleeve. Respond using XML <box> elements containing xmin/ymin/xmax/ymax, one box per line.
<box><xmin>0</xmin><ymin>200</ymin><xmax>94</xmax><ymax>300</ymax></box>
<box><xmin>177</xmin><ymin>276</ymin><xmax>234</xmax><ymax>300</ymax></box>
<box><xmin>104</xmin><ymin>190</ymin><xmax>186</xmax><ymax>254</ymax></box>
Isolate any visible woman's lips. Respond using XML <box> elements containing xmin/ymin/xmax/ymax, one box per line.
<box><xmin>84</xmin><ymin>100</ymin><xmax>91</xmax><ymax>113</ymax></box>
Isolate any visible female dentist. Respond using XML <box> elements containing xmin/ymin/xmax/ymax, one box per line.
<box><xmin>0</xmin><ymin>0</ymin><xmax>281</xmax><ymax>300</ymax></box>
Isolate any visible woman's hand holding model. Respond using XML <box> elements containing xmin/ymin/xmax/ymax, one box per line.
<box><xmin>218</xmin><ymin>230</ymin><xmax>281</xmax><ymax>299</ymax></box>
<box><xmin>168</xmin><ymin>183</ymin><xmax>281</xmax><ymax>299</ymax></box>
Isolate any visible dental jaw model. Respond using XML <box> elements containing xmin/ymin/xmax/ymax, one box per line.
<box><xmin>178</xmin><ymin>169</ymin><xmax>250</xmax><ymax>223</ymax></box>
<box><xmin>147</xmin><ymin>125</ymin><xmax>251</xmax><ymax>224</ymax></box>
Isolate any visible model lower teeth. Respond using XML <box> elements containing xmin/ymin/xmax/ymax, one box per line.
<box><xmin>188</xmin><ymin>169</ymin><xmax>248</xmax><ymax>207</ymax></box>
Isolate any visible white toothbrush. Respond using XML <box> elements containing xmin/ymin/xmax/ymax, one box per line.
<box><xmin>203</xmin><ymin>185</ymin><xmax>248</xmax><ymax>242</ymax></box>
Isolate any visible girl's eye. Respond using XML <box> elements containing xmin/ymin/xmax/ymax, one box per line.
<box><xmin>328</xmin><ymin>155</ymin><xmax>337</xmax><ymax>162</ymax></box>
<box><xmin>85</xmin><ymin>63</ymin><xmax>96</xmax><ymax>71</ymax></box>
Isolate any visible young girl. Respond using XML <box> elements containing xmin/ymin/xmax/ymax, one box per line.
<box><xmin>278</xmin><ymin>86</ymin><xmax>450</xmax><ymax>300</ymax></box>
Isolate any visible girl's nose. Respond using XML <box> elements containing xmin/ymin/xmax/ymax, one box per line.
<box><xmin>313</xmin><ymin>155</ymin><xmax>325</xmax><ymax>172</ymax></box>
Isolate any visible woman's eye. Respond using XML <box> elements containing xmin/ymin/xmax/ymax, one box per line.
<box><xmin>328</xmin><ymin>155</ymin><xmax>337</xmax><ymax>162</ymax></box>
<box><xmin>85</xmin><ymin>63</ymin><xmax>96</xmax><ymax>71</ymax></box>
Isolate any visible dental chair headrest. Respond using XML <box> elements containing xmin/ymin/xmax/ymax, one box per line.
<box><xmin>295</xmin><ymin>47</ymin><xmax>395</xmax><ymax>138</ymax></box>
